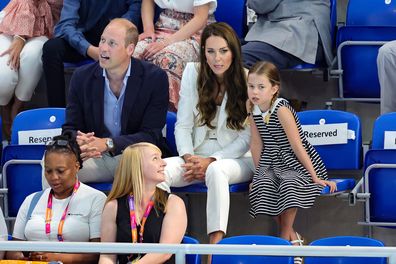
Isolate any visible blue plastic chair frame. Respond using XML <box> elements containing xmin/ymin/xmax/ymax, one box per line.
<box><xmin>211</xmin><ymin>235</ymin><xmax>293</xmax><ymax>264</ymax></box>
<box><xmin>334</xmin><ymin>0</ymin><xmax>396</xmax><ymax>100</ymax></box>
<box><xmin>182</xmin><ymin>235</ymin><xmax>201</xmax><ymax>264</ymax></box>
<box><xmin>0</xmin><ymin>0</ymin><xmax>10</xmax><ymax>10</ymax></box>
<box><xmin>305</xmin><ymin>236</ymin><xmax>386</xmax><ymax>264</ymax></box>
<box><xmin>297</xmin><ymin>110</ymin><xmax>362</xmax><ymax>194</ymax></box>
<box><xmin>362</xmin><ymin>149</ymin><xmax>396</xmax><ymax>226</ymax></box>
<box><xmin>214</xmin><ymin>0</ymin><xmax>247</xmax><ymax>38</ymax></box>
<box><xmin>11</xmin><ymin>108</ymin><xmax>65</xmax><ymax>145</ymax></box>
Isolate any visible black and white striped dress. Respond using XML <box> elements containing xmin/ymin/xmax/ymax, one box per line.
<box><xmin>249</xmin><ymin>98</ymin><xmax>327</xmax><ymax>217</ymax></box>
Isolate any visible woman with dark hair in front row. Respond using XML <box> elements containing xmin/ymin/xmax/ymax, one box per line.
<box><xmin>99</xmin><ymin>143</ymin><xmax>187</xmax><ymax>264</ymax></box>
<box><xmin>6</xmin><ymin>133</ymin><xmax>106</xmax><ymax>263</ymax></box>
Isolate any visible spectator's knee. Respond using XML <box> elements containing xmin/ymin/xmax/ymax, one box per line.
<box><xmin>42</xmin><ymin>38</ymin><xmax>63</xmax><ymax>61</ymax></box>
<box><xmin>205</xmin><ymin>161</ymin><xmax>226</xmax><ymax>185</ymax></box>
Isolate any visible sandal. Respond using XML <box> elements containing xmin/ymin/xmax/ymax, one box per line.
<box><xmin>290</xmin><ymin>232</ymin><xmax>304</xmax><ymax>246</ymax></box>
<box><xmin>291</xmin><ymin>232</ymin><xmax>304</xmax><ymax>264</ymax></box>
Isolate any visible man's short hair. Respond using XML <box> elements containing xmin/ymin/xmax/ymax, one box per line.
<box><xmin>109</xmin><ymin>18</ymin><xmax>139</xmax><ymax>47</ymax></box>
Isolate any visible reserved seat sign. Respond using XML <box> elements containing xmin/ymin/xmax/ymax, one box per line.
<box><xmin>301</xmin><ymin>123</ymin><xmax>348</xmax><ymax>146</ymax></box>
<box><xmin>18</xmin><ymin>128</ymin><xmax>62</xmax><ymax>145</ymax></box>
<box><xmin>384</xmin><ymin>131</ymin><xmax>396</xmax><ymax>149</ymax></box>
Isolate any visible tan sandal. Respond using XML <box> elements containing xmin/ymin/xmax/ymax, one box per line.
<box><xmin>290</xmin><ymin>232</ymin><xmax>304</xmax><ymax>246</ymax></box>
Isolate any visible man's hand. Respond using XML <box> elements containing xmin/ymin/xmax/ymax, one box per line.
<box><xmin>77</xmin><ymin>131</ymin><xmax>107</xmax><ymax>161</ymax></box>
<box><xmin>87</xmin><ymin>45</ymin><xmax>99</xmax><ymax>61</ymax></box>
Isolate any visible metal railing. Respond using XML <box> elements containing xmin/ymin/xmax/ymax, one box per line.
<box><xmin>0</xmin><ymin>241</ymin><xmax>396</xmax><ymax>264</ymax></box>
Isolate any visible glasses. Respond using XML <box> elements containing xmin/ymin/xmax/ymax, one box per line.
<box><xmin>46</xmin><ymin>139</ymin><xmax>78</xmax><ymax>157</ymax></box>
<box><xmin>46</xmin><ymin>139</ymin><xmax>69</xmax><ymax>147</ymax></box>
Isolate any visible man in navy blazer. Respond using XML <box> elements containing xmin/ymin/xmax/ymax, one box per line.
<box><xmin>42</xmin><ymin>0</ymin><xmax>142</xmax><ymax>107</ymax></box>
<box><xmin>62</xmin><ymin>18</ymin><xmax>169</xmax><ymax>183</ymax></box>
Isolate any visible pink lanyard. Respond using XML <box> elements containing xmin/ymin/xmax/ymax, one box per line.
<box><xmin>45</xmin><ymin>180</ymin><xmax>80</xmax><ymax>241</ymax></box>
<box><xmin>127</xmin><ymin>194</ymin><xmax>154</xmax><ymax>243</ymax></box>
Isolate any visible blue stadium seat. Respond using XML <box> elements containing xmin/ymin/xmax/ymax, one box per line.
<box><xmin>182</xmin><ymin>235</ymin><xmax>201</xmax><ymax>264</ymax></box>
<box><xmin>305</xmin><ymin>236</ymin><xmax>386</xmax><ymax>264</ymax></box>
<box><xmin>0</xmin><ymin>0</ymin><xmax>9</xmax><ymax>10</ymax></box>
<box><xmin>350</xmin><ymin>113</ymin><xmax>396</xmax><ymax>228</ymax></box>
<box><xmin>297</xmin><ymin>110</ymin><xmax>362</xmax><ymax>194</ymax></box>
<box><xmin>371</xmin><ymin>112</ymin><xmax>396</xmax><ymax>149</ymax></box>
<box><xmin>214</xmin><ymin>0</ymin><xmax>247</xmax><ymax>38</ymax></box>
<box><xmin>63</xmin><ymin>59</ymin><xmax>95</xmax><ymax>75</ymax></box>
<box><xmin>11</xmin><ymin>108</ymin><xmax>65</xmax><ymax>145</ymax></box>
<box><xmin>334</xmin><ymin>0</ymin><xmax>396</xmax><ymax>101</ymax></box>
<box><xmin>1</xmin><ymin>145</ymin><xmax>46</xmax><ymax>219</ymax></box>
<box><xmin>211</xmin><ymin>235</ymin><xmax>293</xmax><ymax>264</ymax></box>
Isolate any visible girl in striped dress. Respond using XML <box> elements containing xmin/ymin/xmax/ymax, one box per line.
<box><xmin>246</xmin><ymin>61</ymin><xmax>336</xmax><ymax>251</ymax></box>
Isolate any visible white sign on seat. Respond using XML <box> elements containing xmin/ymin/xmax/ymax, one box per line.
<box><xmin>18</xmin><ymin>128</ymin><xmax>62</xmax><ymax>145</ymax></box>
<box><xmin>384</xmin><ymin>131</ymin><xmax>396</xmax><ymax>149</ymax></box>
<box><xmin>301</xmin><ymin>123</ymin><xmax>349</xmax><ymax>146</ymax></box>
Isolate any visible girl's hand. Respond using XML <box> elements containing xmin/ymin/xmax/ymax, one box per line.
<box><xmin>312</xmin><ymin>177</ymin><xmax>337</xmax><ymax>193</ymax></box>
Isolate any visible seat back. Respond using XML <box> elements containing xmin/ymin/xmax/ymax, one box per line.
<box><xmin>11</xmin><ymin>108</ymin><xmax>65</xmax><ymax>145</ymax></box>
<box><xmin>214</xmin><ymin>0</ymin><xmax>247</xmax><ymax>38</ymax></box>
<box><xmin>165</xmin><ymin>111</ymin><xmax>178</xmax><ymax>156</ymax></box>
<box><xmin>371</xmin><ymin>112</ymin><xmax>396</xmax><ymax>149</ymax></box>
<box><xmin>1</xmin><ymin>145</ymin><xmax>46</xmax><ymax>218</ymax></box>
<box><xmin>346</xmin><ymin>0</ymin><xmax>396</xmax><ymax>26</ymax></box>
<box><xmin>182</xmin><ymin>235</ymin><xmax>201</xmax><ymax>264</ymax></box>
<box><xmin>297</xmin><ymin>110</ymin><xmax>362</xmax><ymax>170</ymax></box>
<box><xmin>336</xmin><ymin>0</ymin><xmax>396</xmax><ymax>99</ymax></box>
<box><xmin>0</xmin><ymin>0</ymin><xmax>10</xmax><ymax>10</ymax></box>
<box><xmin>211</xmin><ymin>235</ymin><xmax>293</xmax><ymax>264</ymax></box>
<box><xmin>305</xmin><ymin>236</ymin><xmax>386</xmax><ymax>264</ymax></box>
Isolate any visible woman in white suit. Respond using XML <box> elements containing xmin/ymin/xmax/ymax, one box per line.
<box><xmin>160</xmin><ymin>22</ymin><xmax>254</xmax><ymax>247</ymax></box>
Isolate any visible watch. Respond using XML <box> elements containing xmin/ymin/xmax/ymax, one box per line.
<box><xmin>106</xmin><ymin>138</ymin><xmax>114</xmax><ymax>152</ymax></box>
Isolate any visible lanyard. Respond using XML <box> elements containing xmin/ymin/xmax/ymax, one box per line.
<box><xmin>45</xmin><ymin>180</ymin><xmax>80</xmax><ymax>241</ymax></box>
<box><xmin>127</xmin><ymin>194</ymin><xmax>154</xmax><ymax>243</ymax></box>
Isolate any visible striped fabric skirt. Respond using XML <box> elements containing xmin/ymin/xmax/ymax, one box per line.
<box><xmin>249</xmin><ymin>167</ymin><xmax>324</xmax><ymax>217</ymax></box>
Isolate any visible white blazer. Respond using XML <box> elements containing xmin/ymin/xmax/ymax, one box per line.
<box><xmin>175</xmin><ymin>63</ymin><xmax>250</xmax><ymax>160</ymax></box>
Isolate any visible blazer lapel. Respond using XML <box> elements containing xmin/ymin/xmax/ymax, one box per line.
<box><xmin>217</xmin><ymin>93</ymin><xmax>228</xmax><ymax>134</ymax></box>
<box><xmin>92</xmin><ymin>65</ymin><xmax>105</xmax><ymax>134</ymax></box>
<box><xmin>121</xmin><ymin>58</ymin><xmax>141</xmax><ymax>132</ymax></box>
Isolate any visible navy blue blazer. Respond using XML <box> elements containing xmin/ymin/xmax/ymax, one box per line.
<box><xmin>62</xmin><ymin>58</ymin><xmax>169</xmax><ymax>156</ymax></box>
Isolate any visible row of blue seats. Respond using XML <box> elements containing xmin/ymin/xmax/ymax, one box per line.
<box><xmin>4</xmin><ymin>107</ymin><xmax>396</xmax><ymax>230</ymax></box>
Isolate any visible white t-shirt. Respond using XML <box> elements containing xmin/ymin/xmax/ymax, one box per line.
<box><xmin>154</xmin><ymin>0</ymin><xmax>217</xmax><ymax>15</ymax></box>
<box><xmin>13</xmin><ymin>183</ymin><xmax>106</xmax><ymax>242</ymax></box>
<box><xmin>0</xmin><ymin>207</ymin><xmax>8</xmax><ymax>259</ymax></box>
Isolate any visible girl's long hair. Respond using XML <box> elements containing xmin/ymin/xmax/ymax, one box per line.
<box><xmin>106</xmin><ymin>142</ymin><xmax>167</xmax><ymax>224</ymax></box>
<box><xmin>197</xmin><ymin>22</ymin><xmax>247</xmax><ymax>130</ymax></box>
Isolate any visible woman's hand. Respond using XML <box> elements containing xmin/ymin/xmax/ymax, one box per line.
<box><xmin>181</xmin><ymin>155</ymin><xmax>215</xmax><ymax>182</ymax></box>
<box><xmin>312</xmin><ymin>177</ymin><xmax>337</xmax><ymax>193</ymax></box>
<box><xmin>139</xmin><ymin>30</ymin><xmax>156</xmax><ymax>42</ymax></box>
<box><xmin>0</xmin><ymin>36</ymin><xmax>25</xmax><ymax>71</ymax></box>
<box><xmin>142</xmin><ymin>38</ymin><xmax>171</xmax><ymax>59</ymax></box>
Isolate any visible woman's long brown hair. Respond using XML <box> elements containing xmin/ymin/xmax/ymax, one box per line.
<box><xmin>196</xmin><ymin>22</ymin><xmax>248</xmax><ymax>130</ymax></box>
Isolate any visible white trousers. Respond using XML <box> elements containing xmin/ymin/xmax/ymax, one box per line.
<box><xmin>377</xmin><ymin>40</ymin><xmax>396</xmax><ymax>114</ymax></box>
<box><xmin>0</xmin><ymin>34</ymin><xmax>48</xmax><ymax>105</ymax></box>
<box><xmin>159</xmin><ymin>156</ymin><xmax>254</xmax><ymax>235</ymax></box>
